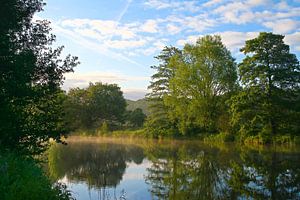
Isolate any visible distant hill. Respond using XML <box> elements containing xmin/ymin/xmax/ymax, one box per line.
<box><xmin>126</xmin><ymin>98</ymin><xmax>149</xmax><ymax>115</ymax></box>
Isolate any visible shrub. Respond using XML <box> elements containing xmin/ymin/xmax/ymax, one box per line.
<box><xmin>0</xmin><ymin>152</ymin><xmax>74</xmax><ymax>200</ymax></box>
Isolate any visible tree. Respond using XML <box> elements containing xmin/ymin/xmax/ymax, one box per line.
<box><xmin>63</xmin><ymin>88</ymin><xmax>91</xmax><ymax>130</ymax></box>
<box><xmin>0</xmin><ymin>0</ymin><xmax>79</xmax><ymax>154</ymax></box>
<box><xmin>165</xmin><ymin>35</ymin><xmax>237</xmax><ymax>135</ymax></box>
<box><xmin>126</xmin><ymin>108</ymin><xmax>146</xmax><ymax>128</ymax></box>
<box><xmin>230</xmin><ymin>32</ymin><xmax>300</xmax><ymax>141</ymax></box>
<box><xmin>145</xmin><ymin>46</ymin><xmax>182</xmax><ymax>136</ymax></box>
<box><xmin>64</xmin><ymin>82</ymin><xmax>127</xmax><ymax>131</ymax></box>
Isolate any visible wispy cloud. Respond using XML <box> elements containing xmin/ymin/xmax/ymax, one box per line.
<box><xmin>53</xmin><ymin>23</ymin><xmax>144</xmax><ymax>66</ymax></box>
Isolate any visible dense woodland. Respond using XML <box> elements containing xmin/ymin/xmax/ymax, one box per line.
<box><xmin>146</xmin><ymin>34</ymin><xmax>300</xmax><ymax>143</ymax></box>
<box><xmin>63</xmin><ymin>33</ymin><xmax>300</xmax><ymax>144</ymax></box>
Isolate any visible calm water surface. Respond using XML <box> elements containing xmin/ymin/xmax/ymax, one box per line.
<box><xmin>47</xmin><ymin>137</ymin><xmax>300</xmax><ymax>200</ymax></box>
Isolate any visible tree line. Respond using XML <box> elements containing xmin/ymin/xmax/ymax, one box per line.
<box><xmin>63</xmin><ymin>82</ymin><xmax>146</xmax><ymax>133</ymax></box>
<box><xmin>146</xmin><ymin>33</ymin><xmax>300</xmax><ymax>143</ymax></box>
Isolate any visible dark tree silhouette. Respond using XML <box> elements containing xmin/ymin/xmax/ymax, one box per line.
<box><xmin>0</xmin><ymin>0</ymin><xmax>79</xmax><ymax>154</ymax></box>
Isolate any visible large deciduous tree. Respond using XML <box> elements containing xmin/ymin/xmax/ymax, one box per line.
<box><xmin>165</xmin><ymin>35</ymin><xmax>237</xmax><ymax>135</ymax></box>
<box><xmin>0</xmin><ymin>0</ymin><xmax>79</xmax><ymax>154</ymax></box>
<box><xmin>230</xmin><ymin>32</ymin><xmax>300</xmax><ymax>141</ymax></box>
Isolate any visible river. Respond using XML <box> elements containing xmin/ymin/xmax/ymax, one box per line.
<box><xmin>47</xmin><ymin>137</ymin><xmax>300</xmax><ymax>200</ymax></box>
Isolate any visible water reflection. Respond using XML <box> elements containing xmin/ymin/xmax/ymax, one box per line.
<box><xmin>48</xmin><ymin>142</ymin><xmax>144</xmax><ymax>188</ymax></box>
<box><xmin>48</xmin><ymin>139</ymin><xmax>300</xmax><ymax>200</ymax></box>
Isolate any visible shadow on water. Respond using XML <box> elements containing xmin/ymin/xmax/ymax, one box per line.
<box><xmin>47</xmin><ymin>138</ymin><xmax>300</xmax><ymax>200</ymax></box>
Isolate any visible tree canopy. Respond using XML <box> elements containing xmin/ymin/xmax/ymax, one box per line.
<box><xmin>146</xmin><ymin>33</ymin><xmax>299</xmax><ymax>142</ymax></box>
<box><xmin>0</xmin><ymin>0</ymin><xmax>79</xmax><ymax>154</ymax></box>
<box><xmin>64</xmin><ymin>82</ymin><xmax>127</xmax><ymax>131</ymax></box>
<box><xmin>165</xmin><ymin>35</ymin><xmax>237</xmax><ymax>134</ymax></box>
<box><xmin>229</xmin><ymin>32</ymin><xmax>300</xmax><ymax>141</ymax></box>
<box><xmin>146</xmin><ymin>35</ymin><xmax>237</xmax><ymax>136</ymax></box>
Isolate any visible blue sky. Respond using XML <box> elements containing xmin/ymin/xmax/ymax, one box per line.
<box><xmin>37</xmin><ymin>0</ymin><xmax>300</xmax><ymax>100</ymax></box>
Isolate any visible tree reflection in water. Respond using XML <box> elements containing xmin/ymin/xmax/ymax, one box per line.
<box><xmin>48</xmin><ymin>139</ymin><xmax>300</xmax><ymax>200</ymax></box>
<box><xmin>48</xmin><ymin>142</ymin><xmax>144</xmax><ymax>199</ymax></box>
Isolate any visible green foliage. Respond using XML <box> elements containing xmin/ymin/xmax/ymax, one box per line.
<box><xmin>126</xmin><ymin>98</ymin><xmax>149</xmax><ymax>115</ymax></box>
<box><xmin>125</xmin><ymin>108</ymin><xmax>147</xmax><ymax>128</ymax></box>
<box><xmin>64</xmin><ymin>82</ymin><xmax>126</xmax><ymax>131</ymax></box>
<box><xmin>0</xmin><ymin>152</ymin><xmax>73</xmax><ymax>200</ymax></box>
<box><xmin>0</xmin><ymin>0</ymin><xmax>79</xmax><ymax>155</ymax></box>
<box><xmin>164</xmin><ymin>35</ymin><xmax>238</xmax><ymax>135</ymax></box>
<box><xmin>204</xmin><ymin>132</ymin><xmax>235</xmax><ymax>143</ymax></box>
<box><xmin>146</xmin><ymin>46</ymin><xmax>182</xmax><ymax>137</ymax></box>
<box><xmin>146</xmin><ymin>33</ymin><xmax>299</xmax><ymax>143</ymax></box>
<box><xmin>229</xmin><ymin>32</ymin><xmax>300</xmax><ymax>141</ymax></box>
<box><xmin>146</xmin><ymin>36</ymin><xmax>238</xmax><ymax>137</ymax></box>
<box><xmin>99</xmin><ymin>121</ymin><xmax>109</xmax><ymax>134</ymax></box>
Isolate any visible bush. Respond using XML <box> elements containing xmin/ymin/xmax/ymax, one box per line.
<box><xmin>204</xmin><ymin>132</ymin><xmax>235</xmax><ymax>143</ymax></box>
<box><xmin>0</xmin><ymin>152</ymin><xmax>74</xmax><ymax>200</ymax></box>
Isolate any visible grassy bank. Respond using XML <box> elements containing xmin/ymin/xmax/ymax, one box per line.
<box><xmin>0</xmin><ymin>151</ymin><xmax>73</xmax><ymax>200</ymax></box>
<box><xmin>70</xmin><ymin>128</ymin><xmax>150</xmax><ymax>138</ymax></box>
<box><xmin>204</xmin><ymin>132</ymin><xmax>300</xmax><ymax>145</ymax></box>
<box><xmin>69</xmin><ymin>128</ymin><xmax>300</xmax><ymax>146</ymax></box>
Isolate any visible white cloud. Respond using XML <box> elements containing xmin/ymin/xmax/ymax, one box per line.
<box><xmin>217</xmin><ymin>31</ymin><xmax>259</xmax><ymax>52</ymax></box>
<box><xmin>276</xmin><ymin>1</ymin><xmax>291</xmax><ymax>10</ymax></box>
<box><xmin>212</xmin><ymin>0</ymin><xmax>300</xmax><ymax>25</ymax></box>
<box><xmin>62</xmin><ymin>71</ymin><xmax>149</xmax><ymax>100</ymax></box>
<box><xmin>140</xmin><ymin>20</ymin><xmax>159</xmax><ymax>33</ymax></box>
<box><xmin>177</xmin><ymin>35</ymin><xmax>201</xmax><ymax>46</ymax></box>
<box><xmin>263</xmin><ymin>19</ymin><xmax>299</xmax><ymax>34</ymax></box>
<box><xmin>122</xmin><ymin>88</ymin><xmax>148</xmax><ymax>100</ymax></box>
<box><xmin>144</xmin><ymin>0</ymin><xmax>171</xmax><ymax>9</ymax></box>
<box><xmin>285</xmin><ymin>32</ymin><xmax>300</xmax><ymax>52</ymax></box>
<box><xmin>63</xmin><ymin>71</ymin><xmax>148</xmax><ymax>88</ymax></box>
<box><xmin>246</xmin><ymin>0</ymin><xmax>269</xmax><ymax>6</ymax></box>
<box><xmin>53</xmin><ymin>24</ymin><xmax>143</xmax><ymax>66</ymax></box>
<box><xmin>178</xmin><ymin>31</ymin><xmax>300</xmax><ymax>58</ymax></box>
<box><xmin>61</xmin><ymin>19</ymin><xmax>136</xmax><ymax>39</ymax></box>
<box><xmin>177</xmin><ymin>31</ymin><xmax>259</xmax><ymax>53</ymax></box>
<box><xmin>202</xmin><ymin>0</ymin><xmax>224</xmax><ymax>7</ymax></box>
<box><xmin>144</xmin><ymin>0</ymin><xmax>201</xmax><ymax>12</ymax></box>
<box><xmin>105</xmin><ymin>39</ymin><xmax>147</xmax><ymax>49</ymax></box>
<box><xmin>137</xmin><ymin>39</ymin><xmax>168</xmax><ymax>56</ymax></box>
<box><xmin>166</xmin><ymin>24</ymin><xmax>181</xmax><ymax>34</ymax></box>
<box><xmin>213</xmin><ymin>2</ymin><xmax>258</xmax><ymax>24</ymax></box>
<box><xmin>167</xmin><ymin>14</ymin><xmax>217</xmax><ymax>32</ymax></box>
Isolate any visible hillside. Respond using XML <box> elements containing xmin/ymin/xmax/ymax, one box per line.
<box><xmin>126</xmin><ymin>98</ymin><xmax>149</xmax><ymax>115</ymax></box>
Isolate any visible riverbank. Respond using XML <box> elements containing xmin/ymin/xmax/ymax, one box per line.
<box><xmin>0</xmin><ymin>151</ymin><xmax>73</xmax><ymax>200</ymax></box>
<box><xmin>68</xmin><ymin>129</ymin><xmax>300</xmax><ymax>145</ymax></box>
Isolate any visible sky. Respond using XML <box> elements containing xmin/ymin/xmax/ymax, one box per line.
<box><xmin>37</xmin><ymin>0</ymin><xmax>300</xmax><ymax>100</ymax></box>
